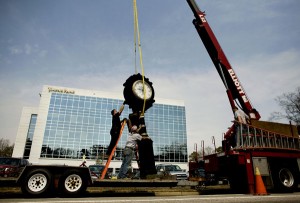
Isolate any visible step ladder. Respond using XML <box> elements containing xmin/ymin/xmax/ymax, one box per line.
<box><xmin>100</xmin><ymin>120</ymin><xmax>127</xmax><ymax>179</ymax></box>
<box><xmin>236</xmin><ymin>122</ymin><xmax>300</xmax><ymax>150</ymax></box>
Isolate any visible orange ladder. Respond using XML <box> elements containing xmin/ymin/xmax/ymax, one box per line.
<box><xmin>100</xmin><ymin>120</ymin><xmax>127</xmax><ymax>179</ymax></box>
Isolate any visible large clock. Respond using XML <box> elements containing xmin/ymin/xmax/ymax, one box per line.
<box><xmin>132</xmin><ymin>80</ymin><xmax>153</xmax><ymax>100</ymax></box>
<box><xmin>123</xmin><ymin>73</ymin><xmax>155</xmax><ymax>112</ymax></box>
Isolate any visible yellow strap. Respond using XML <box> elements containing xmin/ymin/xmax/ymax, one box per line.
<box><xmin>133</xmin><ymin>0</ymin><xmax>147</xmax><ymax>116</ymax></box>
<box><xmin>133</xmin><ymin>1</ymin><xmax>137</xmax><ymax>74</ymax></box>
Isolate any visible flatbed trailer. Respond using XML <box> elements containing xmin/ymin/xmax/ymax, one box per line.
<box><xmin>0</xmin><ymin>165</ymin><xmax>178</xmax><ymax>197</ymax></box>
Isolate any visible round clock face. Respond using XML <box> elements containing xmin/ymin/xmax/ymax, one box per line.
<box><xmin>132</xmin><ymin>80</ymin><xmax>153</xmax><ymax>100</ymax></box>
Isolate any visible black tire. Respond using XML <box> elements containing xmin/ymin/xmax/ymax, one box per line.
<box><xmin>21</xmin><ymin>168</ymin><xmax>52</xmax><ymax>196</ymax></box>
<box><xmin>59</xmin><ymin>169</ymin><xmax>87</xmax><ymax>196</ymax></box>
<box><xmin>272</xmin><ymin>167</ymin><xmax>297</xmax><ymax>192</ymax></box>
<box><xmin>123</xmin><ymin>73</ymin><xmax>155</xmax><ymax>112</ymax></box>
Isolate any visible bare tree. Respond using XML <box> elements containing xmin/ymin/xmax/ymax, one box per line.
<box><xmin>0</xmin><ymin>138</ymin><xmax>14</xmax><ymax>157</ymax></box>
<box><xmin>189</xmin><ymin>151</ymin><xmax>201</xmax><ymax>162</ymax></box>
<box><xmin>189</xmin><ymin>146</ymin><xmax>216</xmax><ymax>162</ymax></box>
<box><xmin>204</xmin><ymin>146</ymin><xmax>214</xmax><ymax>155</ymax></box>
<box><xmin>269</xmin><ymin>86</ymin><xmax>300</xmax><ymax>125</ymax></box>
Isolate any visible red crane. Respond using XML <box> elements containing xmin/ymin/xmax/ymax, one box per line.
<box><xmin>187</xmin><ymin>0</ymin><xmax>261</xmax><ymax>121</ymax></box>
<box><xmin>186</xmin><ymin>1</ymin><xmax>300</xmax><ymax>194</ymax></box>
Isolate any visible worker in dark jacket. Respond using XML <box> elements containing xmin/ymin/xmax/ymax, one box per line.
<box><xmin>106</xmin><ymin>104</ymin><xmax>125</xmax><ymax>157</ymax></box>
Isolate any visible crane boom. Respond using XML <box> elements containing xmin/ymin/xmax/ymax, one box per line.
<box><xmin>187</xmin><ymin>0</ymin><xmax>260</xmax><ymax>120</ymax></box>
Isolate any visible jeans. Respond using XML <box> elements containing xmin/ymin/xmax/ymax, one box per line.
<box><xmin>106</xmin><ymin>129</ymin><xmax>119</xmax><ymax>155</ymax></box>
<box><xmin>118</xmin><ymin>147</ymin><xmax>134</xmax><ymax>179</ymax></box>
<box><xmin>234</xmin><ymin>123</ymin><xmax>247</xmax><ymax>147</ymax></box>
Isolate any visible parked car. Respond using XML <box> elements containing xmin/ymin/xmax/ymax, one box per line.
<box><xmin>156</xmin><ymin>164</ymin><xmax>188</xmax><ymax>180</ymax></box>
<box><xmin>0</xmin><ymin>157</ymin><xmax>29</xmax><ymax>177</ymax></box>
<box><xmin>88</xmin><ymin>164</ymin><xmax>111</xmax><ymax>180</ymax></box>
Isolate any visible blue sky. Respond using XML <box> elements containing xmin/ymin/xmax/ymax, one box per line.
<box><xmin>1</xmin><ymin>0</ymin><xmax>299</xmax><ymax>154</ymax></box>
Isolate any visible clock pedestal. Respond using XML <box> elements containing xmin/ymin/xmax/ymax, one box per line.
<box><xmin>129</xmin><ymin>112</ymin><xmax>157</xmax><ymax>178</ymax></box>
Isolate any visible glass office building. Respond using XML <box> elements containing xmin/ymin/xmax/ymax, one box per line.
<box><xmin>13</xmin><ymin>85</ymin><xmax>188</xmax><ymax>170</ymax></box>
<box><xmin>23</xmin><ymin>114</ymin><xmax>37</xmax><ymax>159</ymax></box>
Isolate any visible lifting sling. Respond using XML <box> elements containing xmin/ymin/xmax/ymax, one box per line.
<box><xmin>133</xmin><ymin>0</ymin><xmax>147</xmax><ymax>116</ymax></box>
<box><xmin>101</xmin><ymin>0</ymin><xmax>148</xmax><ymax>179</ymax></box>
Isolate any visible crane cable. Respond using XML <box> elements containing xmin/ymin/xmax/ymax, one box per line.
<box><xmin>133</xmin><ymin>0</ymin><xmax>147</xmax><ymax>116</ymax></box>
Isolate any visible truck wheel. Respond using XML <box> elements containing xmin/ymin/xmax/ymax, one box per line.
<box><xmin>59</xmin><ymin>170</ymin><xmax>87</xmax><ymax>196</ymax></box>
<box><xmin>21</xmin><ymin>169</ymin><xmax>52</xmax><ymax>196</ymax></box>
<box><xmin>272</xmin><ymin>167</ymin><xmax>297</xmax><ymax>192</ymax></box>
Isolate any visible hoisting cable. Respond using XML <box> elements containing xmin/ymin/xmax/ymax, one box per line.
<box><xmin>133</xmin><ymin>0</ymin><xmax>147</xmax><ymax>116</ymax></box>
<box><xmin>133</xmin><ymin>1</ymin><xmax>138</xmax><ymax>74</ymax></box>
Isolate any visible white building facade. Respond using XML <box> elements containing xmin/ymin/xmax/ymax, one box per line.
<box><xmin>13</xmin><ymin>85</ymin><xmax>188</xmax><ymax>172</ymax></box>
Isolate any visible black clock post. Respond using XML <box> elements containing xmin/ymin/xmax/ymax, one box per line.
<box><xmin>123</xmin><ymin>73</ymin><xmax>157</xmax><ymax>178</ymax></box>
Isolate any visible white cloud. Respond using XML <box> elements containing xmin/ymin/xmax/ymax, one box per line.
<box><xmin>233</xmin><ymin>49</ymin><xmax>300</xmax><ymax>104</ymax></box>
<box><xmin>24</xmin><ymin>43</ymin><xmax>32</xmax><ymax>54</ymax></box>
<box><xmin>8</xmin><ymin>43</ymin><xmax>47</xmax><ymax>58</ymax></box>
<box><xmin>9</xmin><ymin>46</ymin><xmax>23</xmax><ymax>55</ymax></box>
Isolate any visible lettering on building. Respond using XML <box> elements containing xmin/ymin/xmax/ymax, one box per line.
<box><xmin>48</xmin><ymin>87</ymin><xmax>75</xmax><ymax>94</ymax></box>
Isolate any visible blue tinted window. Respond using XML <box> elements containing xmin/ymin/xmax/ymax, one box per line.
<box><xmin>41</xmin><ymin>93</ymin><xmax>187</xmax><ymax>162</ymax></box>
<box><xmin>23</xmin><ymin>114</ymin><xmax>37</xmax><ymax>159</ymax></box>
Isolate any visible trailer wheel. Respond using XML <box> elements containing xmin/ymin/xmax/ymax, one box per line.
<box><xmin>272</xmin><ymin>167</ymin><xmax>297</xmax><ymax>192</ymax></box>
<box><xmin>59</xmin><ymin>169</ymin><xmax>87</xmax><ymax>196</ymax></box>
<box><xmin>21</xmin><ymin>168</ymin><xmax>52</xmax><ymax>196</ymax></box>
